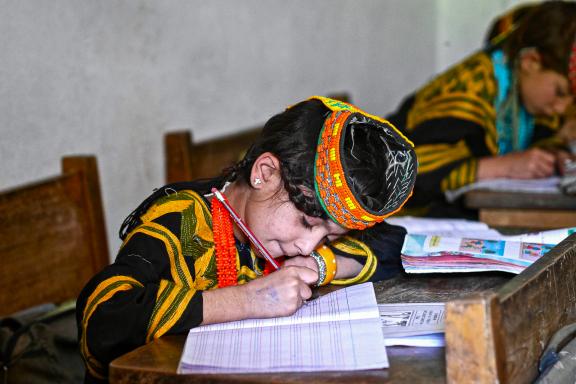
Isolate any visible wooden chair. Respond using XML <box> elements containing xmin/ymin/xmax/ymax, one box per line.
<box><xmin>0</xmin><ymin>156</ymin><xmax>109</xmax><ymax>316</ymax></box>
<box><xmin>165</xmin><ymin>92</ymin><xmax>352</xmax><ymax>183</ymax></box>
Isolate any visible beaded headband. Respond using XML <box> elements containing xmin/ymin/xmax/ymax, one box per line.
<box><xmin>309</xmin><ymin>96</ymin><xmax>417</xmax><ymax>230</ymax></box>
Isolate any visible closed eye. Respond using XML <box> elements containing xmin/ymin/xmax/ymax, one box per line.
<box><xmin>301</xmin><ymin>216</ymin><xmax>313</xmax><ymax>230</ymax></box>
<box><xmin>556</xmin><ymin>85</ymin><xmax>568</xmax><ymax>98</ymax></box>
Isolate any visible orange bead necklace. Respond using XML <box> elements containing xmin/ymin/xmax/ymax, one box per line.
<box><xmin>211</xmin><ymin>195</ymin><xmax>283</xmax><ymax>286</ymax></box>
<box><xmin>211</xmin><ymin>196</ymin><xmax>238</xmax><ymax>288</ymax></box>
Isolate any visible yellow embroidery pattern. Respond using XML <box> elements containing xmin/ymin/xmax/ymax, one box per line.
<box><xmin>330</xmin><ymin>236</ymin><xmax>377</xmax><ymax>285</ymax></box>
<box><xmin>407</xmin><ymin>52</ymin><xmax>499</xmax><ymax>155</ymax></box>
<box><xmin>81</xmin><ymin>276</ymin><xmax>143</xmax><ymax>379</ymax></box>
<box><xmin>416</xmin><ymin>140</ymin><xmax>472</xmax><ymax>174</ymax></box>
<box><xmin>440</xmin><ymin>159</ymin><xmax>478</xmax><ymax>192</ymax></box>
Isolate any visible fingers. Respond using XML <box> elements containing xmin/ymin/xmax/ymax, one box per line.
<box><xmin>283</xmin><ymin>256</ymin><xmax>319</xmax><ymax>273</ymax></box>
<box><xmin>245</xmin><ymin>266</ymin><xmax>319</xmax><ymax>318</ymax></box>
<box><xmin>276</xmin><ymin>266</ymin><xmax>317</xmax><ymax>303</ymax></box>
<box><xmin>516</xmin><ymin>149</ymin><xmax>555</xmax><ymax>178</ymax></box>
<box><xmin>285</xmin><ymin>265</ymin><xmax>319</xmax><ymax>286</ymax></box>
<box><xmin>299</xmin><ymin>281</ymin><xmax>313</xmax><ymax>301</ymax></box>
<box><xmin>529</xmin><ymin>149</ymin><xmax>555</xmax><ymax>178</ymax></box>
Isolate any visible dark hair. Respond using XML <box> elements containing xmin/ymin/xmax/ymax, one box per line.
<box><xmin>118</xmin><ymin>99</ymin><xmax>407</xmax><ymax>240</ymax></box>
<box><xmin>485</xmin><ymin>3</ymin><xmax>536</xmax><ymax>46</ymax></box>
<box><xmin>502</xmin><ymin>1</ymin><xmax>576</xmax><ymax>75</ymax></box>
<box><xmin>222</xmin><ymin>99</ymin><xmax>392</xmax><ymax>219</ymax></box>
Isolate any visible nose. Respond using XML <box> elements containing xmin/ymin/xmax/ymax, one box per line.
<box><xmin>294</xmin><ymin>231</ymin><xmax>326</xmax><ymax>256</ymax></box>
<box><xmin>554</xmin><ymin>96</ymin><xmax>573</xmax><ymax>115</ymax></box>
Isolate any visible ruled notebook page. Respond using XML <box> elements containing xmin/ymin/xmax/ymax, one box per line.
<box><xmin>178</xmin><ymin>282</ymin><xmax>388</xmax><ymax>373</ymax></box>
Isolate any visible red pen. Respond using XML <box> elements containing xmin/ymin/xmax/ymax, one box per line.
<box><xmin>211</xmin><ymin>187</ymin><xmax>280</xmax><ymax>270</ymax></box>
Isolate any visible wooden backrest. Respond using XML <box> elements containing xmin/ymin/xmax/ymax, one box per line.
<box><xmin>445</xmin><ymin>233</ymin><xmax>576</xmax><ymax>383</ymax></box>
<box><xmin>0</xmin><ymin>156</ymin><xmax>109</xmax><ymax>316</ymax></box>
<box><xmin>165</xmin><ymin>92</ymin><xmax>352</xmax><ymax>183</ymax></box>
<box><xmin>165</xmin><ymin>127</ymin><xmax>261</xmax><ymax>183</ymax></box>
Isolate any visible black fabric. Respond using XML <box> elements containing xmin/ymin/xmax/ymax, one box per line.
<box><xmin>119</xmin><ymin>178</ymin><xmax>223</xmax><ymax>240</ymax></box>
<box><xmin>0</xmin><ymin>303</ymin><xmax>84</xmax><ymax>384</ymax></box>
<box><xmin>77</xmin><ymin>212</ymin><xmax>204</xmax><ymax>383</ymax></box>
<box><xmin>336</xmin><ymin>222</ymin><xmax>408</xmax><ymax>281</ymax></box>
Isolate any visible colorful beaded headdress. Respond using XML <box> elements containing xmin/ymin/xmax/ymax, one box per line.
<box><xmin>309</xmin><ymin>96</ymin><xmax>417</xmax><ymax>230</ymax></box>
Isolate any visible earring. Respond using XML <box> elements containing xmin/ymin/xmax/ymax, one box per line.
<box><xmin>253</xmin><ymin>178</ymin><xmax>262</xmax><ymax>186</ymax></box>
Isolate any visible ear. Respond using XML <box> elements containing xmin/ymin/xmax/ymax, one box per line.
<box><xmin>250</xmin><ymin>152</ymin><xmax>282</xmax><ymax>191</ymax></box>
<box><xmin>519</xmin><ymin>48</ymin><xmax>542</xmax><ymax>74</ymax></box>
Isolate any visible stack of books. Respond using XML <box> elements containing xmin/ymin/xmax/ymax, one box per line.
<box><xmin>401</xmin><ymin>234</ymin><xmax>554</xmax><ymax>274</ymax></box>
<box><xmin>391</xmin><ymin>218</ymin><xmax>575</xmax><ymax>275</ymax></box>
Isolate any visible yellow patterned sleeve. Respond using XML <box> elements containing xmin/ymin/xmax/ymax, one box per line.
<box><xmin>440</xmin><ymin>158</ymin><xmax>478</xmax><ymax>192</ymax></box>
<box><xmin>329</xmin><ymin>236</ymin><xmax>378</xmax><ymax>285</ymax></box>
<box><xmin>533</xmin><ymin>135</ymin><xmax>566</xmax><ymax>150</ymax></box>
<box><xmin>80</xmin><ymin>276</ymin><xmax>143</xmax><ymax>380</ymax></box>
<box><xmin>146</xmin><ymin>279</ymin><xmax>196</xmax><ymax>342</ymax></box>
<box><xmin>416</xmin><ymin>139</ymin><xmax>473</xmax><ymax>174</ymax></box>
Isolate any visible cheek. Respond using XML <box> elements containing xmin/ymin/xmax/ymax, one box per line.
<box><xmin>521</xmin><ymin>81</ymin><xmax>550</xmax><ymax>113</ymax></box>
<box><xmin>534</xmin><ymin>77</ymin><xmax>561</xmax><ymax>103</ymax></box>
<box><xmin>244</xmin><ymin>205</ymin><xmax>288</xmax><ymax>241</ymax></box>
<box><xmin>243</xmin><ymin>208</ymin><xmax>269</xmax><ymax>241</ymax></box>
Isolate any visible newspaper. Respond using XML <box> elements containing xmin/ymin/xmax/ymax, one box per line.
<box><xmin>379</xmin><ymin>303</ymin><xmax>445</xmax><ymax>347</ymax></box>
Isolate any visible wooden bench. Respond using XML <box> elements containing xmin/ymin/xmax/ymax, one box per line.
<box><xmin>108</xmin><ymin>233</ymin><xmax>576</xmax><ymax>383</ymax></box>
<box><xmin>164</xmin><ymin>92</ymin><xmax>352</xmax><ymax>183</ymax></box>
<box><xmin>0</xmin><ymin>156</ymin><xmax>109</xmax><ymax>316</ymax></box>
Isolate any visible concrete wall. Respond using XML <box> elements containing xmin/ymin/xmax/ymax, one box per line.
<box><xmin>0</xmin><ymin>0</ymin><xmax>532</xmax><ymax>258</ymax></box>
<box><xmin>436</xmin><ymin>0</ymin><xmax>535</xmax><ymax>72</ymax></box>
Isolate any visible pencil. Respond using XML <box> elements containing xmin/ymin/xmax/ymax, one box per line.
<box><xmin>211</xmin><ymin>188</ymin><xmax>280</xmax><ymax>270</ymax></box>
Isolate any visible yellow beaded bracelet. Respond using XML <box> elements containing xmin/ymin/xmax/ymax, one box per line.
<box><xmin>312</xmin><ymin>245</ymin><xmax>337</xmax><ymax>286</ymax></box>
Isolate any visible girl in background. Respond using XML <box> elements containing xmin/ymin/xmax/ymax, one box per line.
<box><xmin>387</xmin><ymin>1</ymin><xmax>576</xmax><ymax>217</ymax></box>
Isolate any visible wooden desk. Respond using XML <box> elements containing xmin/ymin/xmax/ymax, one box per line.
<box><xmin>110</xmin><ymin>274</ymin><xmax>509</xmax><ymax>384</ymax></box>
<box><xmin>465</xmin><ymin>190</ymin><xmax>576</xmax><ymax>229</ymax></box>
<box><xmin>110</xmin><ymin>234</ymin><xmax>576</xmax><ymax>384</ymax></box>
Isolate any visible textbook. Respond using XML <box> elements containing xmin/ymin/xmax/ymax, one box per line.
<box><xmin>178</xmin><ymin>282</ymin><xmax>388</xmax><ymax>374</ymax></box>
<box><xmin>401</xmin><ymin>234</ymin><xmax>556</xmax><ymax>274</ymax></box>
<box><xmin>379</xmin><ymin>302</ymin><xmax>445</xmax><ymax>347</ymax></box>
<box><xmin>387</xmin><ymin>216</ymin><xmax>576</xmax><ymax>243</ymax></box>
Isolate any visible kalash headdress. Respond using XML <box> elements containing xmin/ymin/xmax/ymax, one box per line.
<box><xmin>308</xmin><ymin>96</ymin><xmax>417</xmax><ymax>230</ymax></box>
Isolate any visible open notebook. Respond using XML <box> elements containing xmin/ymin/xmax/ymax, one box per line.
<box><xmin>178</xmin><ymin>282</ymin><xmax>388</xmax><ymax>374</ymax></box>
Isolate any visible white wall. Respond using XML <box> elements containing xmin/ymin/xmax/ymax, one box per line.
<box><xmin>436</xmin><ymin>0</ymin><xmax>540</xmax><ymax>72</ymax></box>
<box><xmin>0</xmin><ymin>1</ymin><xmax>529</xmax><ymax>258</ymax></box>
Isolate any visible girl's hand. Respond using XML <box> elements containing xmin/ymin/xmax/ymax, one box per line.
<box><xmin>243</xmin><ymin>265</ymin><xmax>317</xmax><ymax>318</ymax></box>
<box><xmin>202</xmin><ymin>265</ymin><xmax>317</xmax><ymax>325</ymax></box>
<box><xmin>283</xmin><ymin>256</ymin><xmax>319</xmax><ymax>274</ymax></box>
<box><xmin>478</xmin><ymin>148</ymin><xmax>555</xmax><ymax>180</ymax></box>
<box><xmin>284</xmin><ymin>254</ymin><xmax>364</xmax><ymax>281</ymax></box>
